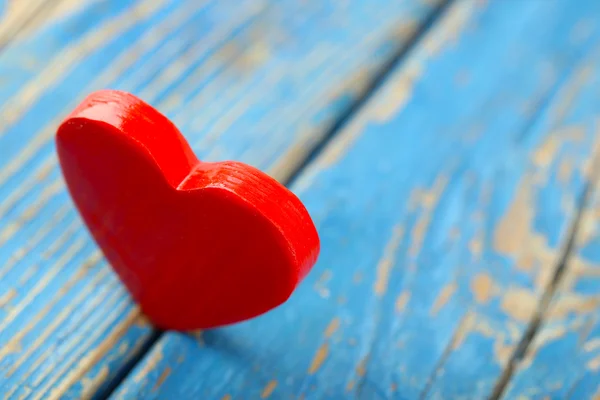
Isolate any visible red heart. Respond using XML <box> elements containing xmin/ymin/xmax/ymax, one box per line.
<box><xmin>55</xmin><ymin>90</ymin><xmax>320</xmax><ymax>330</ymax></box>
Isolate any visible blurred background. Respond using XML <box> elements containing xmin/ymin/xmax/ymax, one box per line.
<box><xmin>1</xmin><ymin>0</ymin><xmax>600</xmax><ymax>399</ymax></box>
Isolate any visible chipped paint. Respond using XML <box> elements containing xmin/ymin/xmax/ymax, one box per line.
<box><xmin>558</xmin><ymin>156</ymin><xmax>575</xmax><ymax>184</ymax></box>
<box><xmin>576</xmin><ymin>215</ymin><xmax>597</xmax><ymax>248</ymax></box>
<box><xmin>519</xmin><ymin>325</ymin><xmax>569</xmax><ymax>370</ymax></box>
<box><xmin>356</xmin><ymin>357</ymin><xmax>367</xmax><ymax>377</ymax></box>
<box><xmin>308</xmin><ymin>343</ymin><xmax>329</xmax><ymax>374</ymax></box>
<box><xmin>546</xmin><ymin>294</ymin><xmax>600</xmax><ymax>320</ymax></box>
<box><xmin>1</xmin><ymin>0</ymin><xmax>170</xmax><ymax>132</ymax></box>
<box><xmin>132</xmin><ymin>340</ymin><xmax>166</xmax><ymax>383</ymax></box>
<box><xmin>422</xmin><ymin>0</ymin><xmax>473</xmax><ymax>57</ymax></box>
<box><xmin>532</xmin><ymin>137</ymin><xmax>560</xmax><ymax>168</ymax></box>
<box><xmin>587</xmin><ymin>354</ymin><xmax>600</xmax><ymax>371</ymax></box>
<box><xmin>452</xmin><ymin>312</ymin><xmax>496</xmax><ymax>351</ymax></box>
<box><xmin>563</xmin><ymin>125</ymin><xmax>586</xmax><ymax>142</ymax></box>
<box><xmin>593</xmin><ymin>385</ymin><xmax>600</xmax><ymax>400</ymax></box>
<box><xmin>557</xmin><ymin>264</ymin><xmax>589</xmax><ymax>293</ymax></box>
<box><xmin>565</xmin><ymin>257</ymin><xmax>600</xmax><ymax>290</ymax></box>
<box><xmin>261</xmin><ymin>380</ymin><xmax>278</xmax><ymax>398</ymax></box>
<box><xmin>395</xmin><ymin>291</ymin><xmax>411</xmax><ymax>312</ymax></box>
<box><xmin>501</xmin><ymin>287</ymin><xmax>538</xmax><ymax>322</ymax></box>
<box><xmin>324</xmin><ymin>318</ymin><xmax>340</xmax><ymax>338</ymax></box>
<box><xmin>10</xmin><ymin>0</ymin><xmax>600</xmax><ymax>397</ymax></box>
<box><xmin>0</xmin><ymin>216</ymin><xmax>78</xmax><ymax>283</ymax></box>
<box><xmin>263</xmin><ymin>81</ymin><xmax>357</xmax><ymax>179</ymax></box>
<box><xmin>531</xmin><ymin>234</ymin><xmax>559</xmax><ymax>290</ymax></box>
<box><xmin>393</xmin><ymin>19</ymin><xmax>419</xmax><ymax>42</ymax></box>
<box><xmin>410</xmin><ymin>174</ymin><xmax>449</xmax><ymax>257</ymax></box>
<box><xmin>553</xmin><ymin>64</ymin><xmax>594</xmax><ymax>126</ymax></box>
<box><xmin>493</xmin><ymin>334</ymin><xmax>514</xmax><ymax>367</ymax></box>
<box><xmin>237</xmin><ymin>41</ymin><xmax>271</xmax><ymax>70</ymax></box>
<box><xmin>0</xmin><ymin>0</ymin><xmax>54</xmax><ymax>42</ymax></box>
<box><xmin>584</xmin><ymin>338</ymin><xmax>600</xmax><ymax>352</ymax></box>
<box><xmin>422</xmin><ymin>174</ymin><xmax>449</xmax><ymax>209</ymax></box>
<box><xmin>15</xmin><ymin>289</ymin><xmax>124</xmax><ymax>391</ymax></box>
<box><xmin>0</xmin><ymin>222</ymin><xmax>19</xmax><ymax>244</ymax></box>
<box><xmin>372</xmin><ymin>61</ymin><xmax>423</xmax><ymax>123</ymax></box>
<box><xmin>374</xmin><ymin>225</ymin><xmax>404</xmax><ymax>296</ymax></box>
<box><xmin>0</xmin><ymin>238</ymin><xmax>86</xmax><ymax>332</ymax></box>
<box><xmin>152</xmin><ymin>367</ymin><xmax>171</xmax><ymax>392</ymax></box>
<box><xmin>316</xmin><ymin>270</ymin><xmax>333</xmax><ymax>285</ymax></box>
<box><xmin>431</xmin><ymin>282</ymin><xmax>457</xmax><ymax>316</ymax></box>
<box><xmin>79</xmin><ymin>366</ymin><xmax>109</xmax><ymax>400</ymax></box>
<box><xmin>346</xmin><ymin>380</ymin><xmax>355</xmax><ymax>392</ymax></box>
<box><xmin>471</xmin><ymin>273</ymin><xmax>493</xmax><ymax>304</ymax></box>
<box><xmin>408</xmin><ymin>188</ymin><xmax>423</xmax><ymax>211</ymax></box>
<box><xmin>2</xmin><ymin>0</ymin><xmax>85</xmax><ymax>40</ymax></box>
<box><xmin>469</xmin><ymin>237</ymin><xmax>483</xmax><ymax>259</ymax></box>
<box><xmin>0</xmin><ymin>335</ymin><xmax>22</xmax><ymax>358</ymax></box>
<box><xmin>0</xmin><ymin>1</ymin><xmax>214</xmax><ymax>191</ymax></box>
<box><xmin>581</xmin><ymin>121</ymin><xmax>600</xmax><ymax>181</ymax></box>
<box><xmin>300</xmin><ymin>0</ymin><xmax>474</xmax><ymax>173</ymax></box>
<box><xmin>506</xmin><ymin>321</ymin><xmax>522</xmax><ymax>342</ymax></box>
<box><xmin>118</xmin><ymin>343</ymin><xmax>129</xmax><ymax>355</ymax></box>
<box><xmin>0</xmin><ymin>289</ymin><xmax>17</xmax><ymax>308</ymax></box>
<box><xmin>314</xmin><ymin>269</ymin><xmax>332</xmax><ymax>298</ymax></box>
<box><xmin>494</xmin><ymin>176</ymin><xmax>533</xmax><ymax>256</ymax></box>
<box><xmin>3</xmin><ymin>267</ymin><xmax>109</xmax><ymax>373</ymax></box>
<box><xmin>577</xmin><ymin>318</ymin><xmax>596</xmax><ymax>345</ymax></box>
<box><xmin>40</xmin><ymin>307</ymin><xmax>139</xmax><ymax>400</ymax></box>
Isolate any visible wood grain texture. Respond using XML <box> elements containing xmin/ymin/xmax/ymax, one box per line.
<box><xmin>110</xmin><ymin>0</ymin><xmax>600</xmax><ymax>398</ymax></box>
<box><xmin>503</xmin><ymin>163</ymin><xmax>600</xmax><ymax>395</ymax></box>
<box><xmin>0</xmin><ymin>0</ymin><xmax>84</xmax><ymax>47</ymax></box>
<box><xmin>0</xmin><ymin>0</ymin><xmax>443</xmax><ymax>397</ymax></box>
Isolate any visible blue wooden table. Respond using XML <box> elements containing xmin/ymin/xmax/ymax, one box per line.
<box><xmin>1</xmin><ymin>0</ymin><xmax>600</xmax><ymax>398</ymax></box>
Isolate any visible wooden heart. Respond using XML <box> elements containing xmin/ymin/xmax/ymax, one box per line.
<box><xmin>55</xmin><ymin>90</ymin><xmax>320</xmax><ymax>330</ymax></box>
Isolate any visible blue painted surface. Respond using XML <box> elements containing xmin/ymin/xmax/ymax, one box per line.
<box><xmin>504</xmin><ymin>192</ymin><xmax>600</xmax><ymax>396</ymax></box>
<box><xmin>0</xmin><ymin>0</ymin><xmax>443</xmax><ymax>397</ymax></box>
<box><xmin>0</xmin><ymin>0</ymin><xmax>133</xmax><ymax>104</ymax></box>
<box><xmin>3</xmin><ymin>0</ymin><xmax>600</xmax><ymax>398</ymax></box>
<box><xmin>111</xmin><ymin>0</ymin><xmax>600</xmax><ymax>399</ymax></box>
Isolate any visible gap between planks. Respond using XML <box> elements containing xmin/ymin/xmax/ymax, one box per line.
<box><xmin>100</xmin><ymin>1</ymin><xmax>454</xmax><ymax>398</ymax></box>
<box><xmin>489</xmin><ymin>142</ymin><xmax>600</xmax><ymax>399</ymax></box>
<box><xmin>284</xmin><ymin>0</ymin><xmax>453</xmax><ymax>186</ymax></box>
<box><xmin>95</xmin><ymin>329</ymin><xmax>163</xmax><ymax>400</ymax></box>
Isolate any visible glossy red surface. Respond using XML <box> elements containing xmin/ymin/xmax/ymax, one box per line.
<box><xmin>55</xmin><ymin>90</ymin><xmax>320</xmax><ymax>330</ymax></box>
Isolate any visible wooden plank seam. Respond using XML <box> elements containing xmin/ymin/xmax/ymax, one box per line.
<box><xmin>490</xmin><ymin>65</ymin><xmax>600</xmax><ymax>400</ymax></box>
<box><xmin>98</xmin><ymin>2</ymin><xmax>454</xmax><ymax>397</ymax></box>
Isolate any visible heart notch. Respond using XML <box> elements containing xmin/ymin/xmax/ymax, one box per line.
<box><xmin>56</xmin><ymin>90</ymin><xmax>320</xmax><ymax>331</ymax></box>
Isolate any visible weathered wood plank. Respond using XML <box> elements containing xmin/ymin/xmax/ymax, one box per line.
<box><xmin>0</xmin><ymin>0</ymin><xmax>85</xmax><ymax>47</ymax></box>
<box><xmin>0</xmin><ymin>0</ymin><xmax>444</xmax><ymax>397</ymax></box>
<box><xmin>503</xmin><ymin>171</ymin><xmax>600</xmax><ymax>395</ymax></box>
<box><xmin>110</xmin><ymin>0</ymin><xmax>600</xmax><ymax>398</ymax></box>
